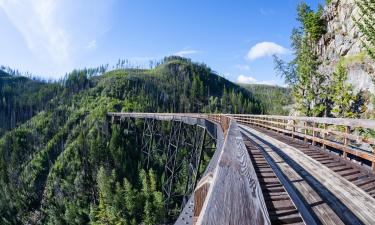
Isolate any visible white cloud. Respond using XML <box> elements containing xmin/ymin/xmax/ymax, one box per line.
<box><xmin>236</xmin><ymin>75</ymin><xmax>257</xmax><ymax>84</ymax></box>
<box><xmin>0</xmin><ymin>0</ymin><xmax>116</xmax><ymax>78</ymax></box>
<box><xmin>246</xmin><ymin>42</ymin><xmax>289</xmax><ymax>61</ymax></box>
<box><xmin>86</xmin><ymin>40</ymin><xmax>97</xmax><ymax>49</ymax></box>
<box><xmin>234</xmin><ymin>64</ymin><xmax>250</xmax><ymax>71</ymax></box>
<box><xmin>236</xmin><ymin>74</ymin><xmax>277</xmax><ymax>86</ymax></box>
<box><xmin>173</xmin><ymin>49</ymin><xmax>199</xmax><ymax>57</ymax></box>
<box><xmin>257</xmin><ymin>80</ymin><xmax>278</xmax><ymax>86</ymax></box>
<box><xmin>0</xmin><ymin>0</ymin><xmax>71</xmax><ymax>65</ymax></box>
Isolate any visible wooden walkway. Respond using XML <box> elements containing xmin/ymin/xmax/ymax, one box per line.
<box><xmin>108</xmin><ymin>113</ymin><xmax>375</xmax><ymax>225</ymax></box>
<box><xmin>240</xmin><ymin>124</ymin><xmax>375</xmax><ymax>225</ymax></box>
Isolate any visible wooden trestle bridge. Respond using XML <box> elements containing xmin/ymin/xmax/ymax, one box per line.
<box><xmin>107</xmin><ymin>113</ymin><xmax>375</xmax><ymax>225</ymax></box>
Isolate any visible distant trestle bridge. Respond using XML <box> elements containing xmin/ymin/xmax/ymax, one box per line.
<box><xmin>107</xmin><ymin>113</ymin><xmax>375</xmax><ymax>225</ymax></box>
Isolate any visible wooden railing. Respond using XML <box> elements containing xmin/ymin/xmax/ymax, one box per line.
<box><xmin>194</xmin><ymin>114</ymin><xmax>270</xmax><ymax>225</ymax></box>
<box><xmin>230</xmin><ymin>114</ymin><xmax>375</xmax><ymax>171</ymax></box>
<box><xmin>207</xmin><ymin>114</ymin><xmax>230</xmax><ymax>134</ymax></box>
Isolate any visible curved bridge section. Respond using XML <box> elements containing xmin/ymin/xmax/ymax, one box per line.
<box><xmin>107</xmin><ymin>113</ymin><xmax>270</xmax><ymax>225</ymax></box>
<box><xmin>107</xmin><ymin>113</ymin><xmax>375</xmax><ymax>225</ymax></box>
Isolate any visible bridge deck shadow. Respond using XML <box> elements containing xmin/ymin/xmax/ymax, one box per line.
<box><xmin>240</xmin><ymin>125</ymin><xmax>366</xmax><ymax>225</ymax></box>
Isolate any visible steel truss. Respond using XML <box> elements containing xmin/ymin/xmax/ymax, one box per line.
<box><xmin>141</xmin><ymin>118</ymin><xmax>167</xmax><ymax>169</ymax></box>
<box><xmin>162</xmin><ymin>118</ymin><xmax>183</xmax><ymax>206</ymax></box>
<box><xmin>118</xmin><ymin>116</ymin><xmax>137</xmax><ymax>135</ymax></box>
<box><xmin>138</xmin><ymin>117</ymin><xmax>216</xmax><ymax>216</ymax></box>
<box><xmin>141</xmin><ymin>118</ymin><xmax>156</xmax><ymax>169</ymax></box>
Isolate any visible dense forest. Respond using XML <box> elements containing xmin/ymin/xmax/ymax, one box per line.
<box><xmin>0</xmin><ymin>70</ymin><xmax>61</xmax><ymax>137</ymax></box>
<box><xmin>240</xmin><ymin>84</ymin><xmax>293</xmax><ymax>115</ymax></box>
<box><xmin>0</xmin><ymin>56</ymin><xmax>269</xmax><ymax>225</ymax></box>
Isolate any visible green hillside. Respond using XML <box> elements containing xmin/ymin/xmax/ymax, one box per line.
<box><xmin>240</xmin><ymin>83</ymin><xmax>293</xmax><ymax>115</ymax></box>
<box><xmin>0</xmin><ymin>56</ymin><xmax>265</xmax><ymax>224</ymax></box>
<box><xmin>0</xmin><ymin>71</ymin><xmax>61</xmax><ymax>137</ymax></box>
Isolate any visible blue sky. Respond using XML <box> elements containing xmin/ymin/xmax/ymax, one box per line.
<box><xmin>0</xmin><ymin>0</ymin><xmax>324</xmax><ymax>85</ymax></box>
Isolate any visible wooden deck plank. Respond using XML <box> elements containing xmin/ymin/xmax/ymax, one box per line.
<box><xmin>265</xmin><ymin>151</ymin><xmax>344</xmax><ymax>225</ymax></box>
<box><xmin>241</xmin><ymin>125</ymin><xmax>375</xmax><ymax>225</ymax></box>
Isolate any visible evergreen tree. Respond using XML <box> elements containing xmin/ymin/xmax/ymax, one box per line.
<box><xmin>330</xmin><ymin>63</ymin><xmax>363</xmax><ymax>118</ymax></box>
<box><xmin>139</xmin><ymin>169</ymin><xmax>155</xmax><ymax>225</ymax></box>
<box><xmin>297</xmin><ymin>3</ymin><xmax>325</xmax><ymax>42</ymax></box>
<box><xmin>274</xmin><ymin>2</ymin><xmax>327</xmax><ymax>116</ymax></box>
<box><xmin>149</xmin><ymin>169</ymin><xmax>164</xmax><ymax>219</ymax></box>
<box><xmin>91</xmin><ymin>167</ymin><xmax>123</xmax><ymax>225</ymax></box>
<box><xmin>275</xmin><ymin>31</ymin><xmax>326</xmax><ymax>116</ymax></box>
<box><xmin>123</xmin><ymin>178</ymin><xmax>137</xmax><ymax>224</ymax></box>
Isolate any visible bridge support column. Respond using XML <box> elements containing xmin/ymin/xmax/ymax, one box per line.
<box><xmin>141</xmin><ymin>118</ymin><xmax>156</xmax><ymax>169</ymax></box>
<box><xmin>163</xmin><ymin>119</ymin><xmax>183</xmax><ymax>213</ymax></box>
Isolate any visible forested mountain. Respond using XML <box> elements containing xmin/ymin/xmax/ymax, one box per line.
<box><xmin>240</xmin><ymin>84</ymin><xmax>293</xmax><ymax>115</ymax></box>
<box><xmin>0</xmin><ymin>56</ymin><xmax>265</xmax><ymax>225</ymax></box>
<box><xmin>0</xmin><ymin>71</ymin><xmax>61</xmax><ymax>137</ymax></box>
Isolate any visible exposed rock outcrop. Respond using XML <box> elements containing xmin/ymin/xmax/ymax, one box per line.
<box><xmin>317</xmin><ymin>0</ymin><xmax>375</xmax><ymax>95</ymax></box>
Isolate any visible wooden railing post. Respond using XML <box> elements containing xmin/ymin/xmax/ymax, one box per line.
<box><xmin>322</xmin><ymin>124</ymin><xmax>327</xmax><ymax>149</ymax></box>
<box><xmin>312</xmin><ymin>122</ymin><xmax>316</xmax><ymax>146</ymax></box>
<box><xmin>372</xmin><ymin>147</ymin><xmax>375</xmax><ymax>171</ymax></box>
<box><xmin>292</xmin><ymin>120</ymin><xmax>295</xmax><ymax>139</ymax></box>
<box><xmin>264</xmin><ymin>117</ymin><xmax>267</xmax><ymax>129</ymax></box>
<box><xmin>265</xmin><ymin>117</ymin><xmax>267</xmax><ymax>128</ymax></box>
<box><xmin>343</xmin><ymin>126</ymin><xmax>349</xmax><ymax>159</ymax></box>
<box><xmin>304</xmin><ymin>121</ymin><xmax>307</xmax><ymax>143</ymax></box>
<box><xmin>283</xmin><ymin>119</ymin><xmax>286</xmax><ymax>132</ymax></box>
<box><xmin>277</xmin><ymin>118</ymin><xmax>280</xmax><ymax>133</ymax></box>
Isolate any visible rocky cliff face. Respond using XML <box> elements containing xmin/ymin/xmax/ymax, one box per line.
<box><xmin>317</xmin><ymin>0</ymin><xmax>375</xmax><ymax>96</ymax></box>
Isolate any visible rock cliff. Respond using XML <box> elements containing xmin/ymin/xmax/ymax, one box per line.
<box><xmin>317</xmin><ymin>0</ymin><xmax>375</xmax><ymax>96</ymax></box>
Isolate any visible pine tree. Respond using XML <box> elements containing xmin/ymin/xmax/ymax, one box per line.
<box><xmin>220</xmin><ymin>87</ymin><xmax>230</xmax><ymax>113</ymax></box>
<box><xmin>330</xmin><ymin>63</ymin><xmax>361</xmax><ymax>118</ymax></box>
<box><xmin>295</xmin><ymin>38</ymin><xmax>326</xmax><ymax>116</ymax></box>
<box><xmin>149</xmin><ymin>169</ymin><xmax>164</xmax><ymax>219</ymax></box>
<box><xmin>123</xmin><ymin>178</ymin><xmax>137</xmax><ymax>223</ymax></box>
<box><xmin>91</xmin><ymin>167</ymin><xmax>124</xmax><ymax>225</ymax></box>
<box><xmin>139</xmin><ymin>169</ymin><xmax>156</xmax><ymax>225</ymax></box>
<box><xmin>274</xmin><ymin>3</ymin><xmax>327</xmax><ymax>116</ymax></box>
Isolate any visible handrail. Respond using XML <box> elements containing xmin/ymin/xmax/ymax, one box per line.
<box><xmin>196</xmin><ymin>114</ymin><xmax>270</xmax><ymax>225</ymax></box>
<box><xmin>229</xmin><ymin>114</ymin><xmax>375</xmax><ymax>129</ymax></box>
<box><xmin>229</xmin><ymin>114</ymin><xmax>375</xmax><ymax>171</ymax></box>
